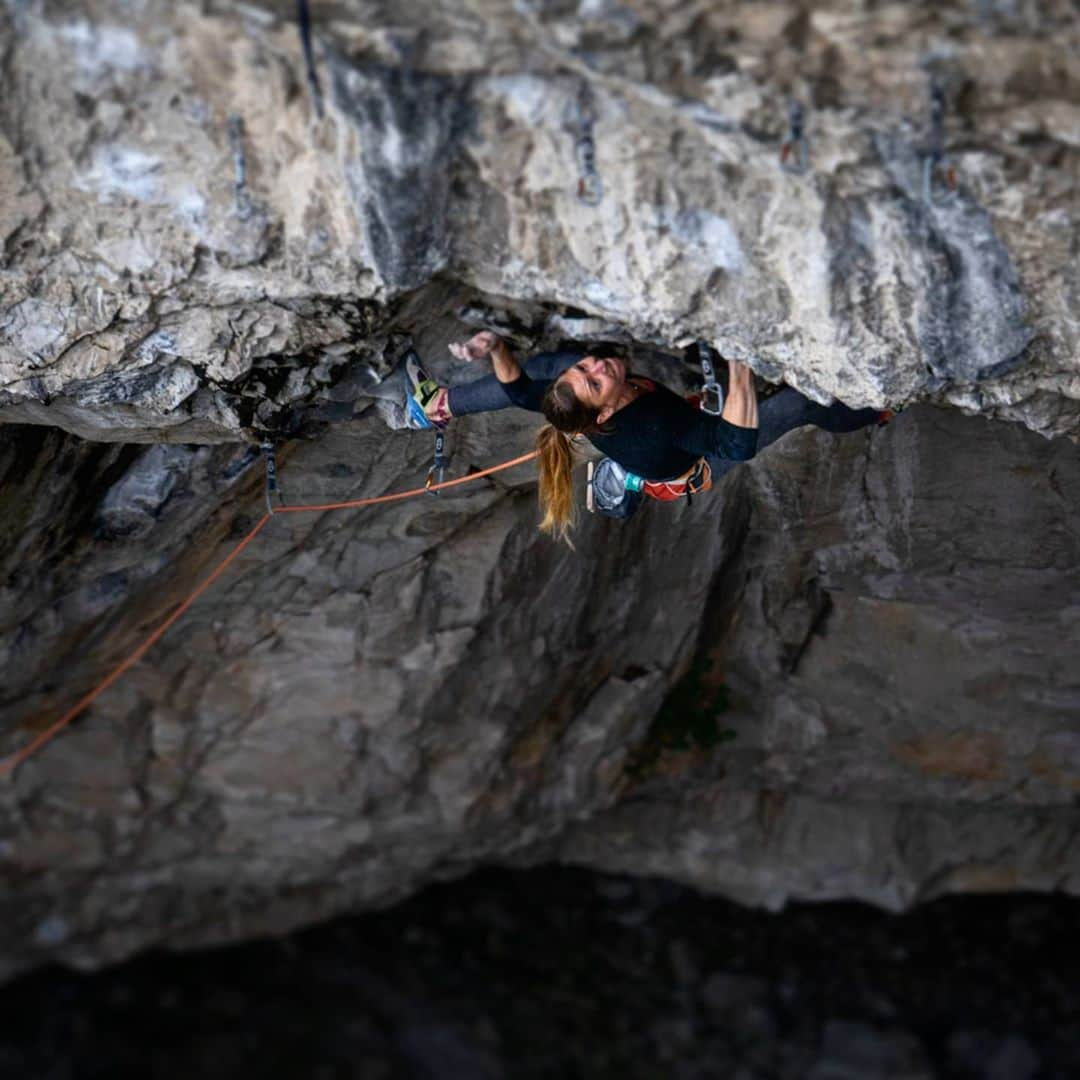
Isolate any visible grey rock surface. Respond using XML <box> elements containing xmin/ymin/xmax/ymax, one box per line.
<box><xmin>557</xmin><ymin>406</ymin><xmax>1080</xmax><ymax>909</ymax></box>
<box><xmin>0</xmin><ymin>1</ymin><xmax>1077</xmax><ymax>440</ymax></box>
<box><xmin>0</xmin><ymin>0</ymin><xmax>1078</xmax><ymax>984</ymax></box>
<box><xmin>1</xmin><ymin>403</ymin><xmax>1078</xmax><ymax>981</ymax></box>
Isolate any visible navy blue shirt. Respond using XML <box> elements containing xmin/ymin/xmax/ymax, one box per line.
<box><xmin>503</xmin><ymin>365</ymin><xmax>758</xmax><ymax>481</ymax></box>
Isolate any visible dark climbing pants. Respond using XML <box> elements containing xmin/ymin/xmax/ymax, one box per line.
<box><xmin>706</xmin><ymin>388</ymin><xmax>879</xmax><ymax>481</ymax></box>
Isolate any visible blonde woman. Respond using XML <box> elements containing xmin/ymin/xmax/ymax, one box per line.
<box><xmin>407</xmin><ymin>332</ymin><xmax>882</xmax><ymax>542</ymax></box>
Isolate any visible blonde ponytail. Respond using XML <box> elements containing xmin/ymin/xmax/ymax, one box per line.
<box><xmin>535</xmin><ymin>367</ymin><xmax>606</xmax><ymax>545</ymax></box>
<box><xmin>536</xmin><ymin>424</ymin><xmax>578</xmax><ymax>545</ymax></box>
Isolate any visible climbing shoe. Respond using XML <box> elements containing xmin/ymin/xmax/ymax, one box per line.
<box><xmin>403</xmin><ymin>351</ymin><xmax>449</xmax><ymax>430</ymax></box>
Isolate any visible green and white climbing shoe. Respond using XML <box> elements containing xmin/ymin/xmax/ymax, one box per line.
<box><xmin>403</xmin><ymin>351</ymin><xmax>449</xmax><ymax>430</ymax></box>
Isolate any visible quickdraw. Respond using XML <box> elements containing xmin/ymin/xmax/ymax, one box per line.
<box><xmin>696</xmin><ymin>341</ymin><xmax>725</xmax><ymax>416</ymax></box>
<box><xmin>571</xmin><ymin>85</ymin><xmax>603</xmax><ymax>207</ymax></box>
<box><xmin>261</xmin><ymin>440</ymin><xmax>285</xmax><ymax>515</ymax></box>
<box><xmin>779</xmin><ymin>101</ymin><xmax>808</xmax><ymax>175</ymax></box>
<box><xmin>227</xmin><ymin>114</ymin><xmax>247</xmax><ymax>209</ymax></box>
<box><xmin>227</xmin><ymin>112</ymin><xmax>258</xmax><ymax>222</ymax></box>
<box><xmin>922</xmin><ymin>81</ymin><xmax>957</xmax><ymax>205</ymax></box>
<box><xmin>426</xmin><ymin>430</ymin><xmax>449</xmax><ymax>494</ymax></box>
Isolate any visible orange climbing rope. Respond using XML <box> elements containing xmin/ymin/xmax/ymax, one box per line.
<box><xmin>0</xmin><ymin>449</ymin><xmax>538</xmax><ymax>779</ymax></box>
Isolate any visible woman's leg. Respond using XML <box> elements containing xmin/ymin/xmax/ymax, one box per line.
<box><xmin>708</xmin><ymin>387</ymin><xmax>880</xmax><ymax>480</ymax></box>
<box><xmin>446</xmin><ymin>353</ymin><xmax>580</xmax><ymax>417</ymax></box>
<box><xmin>757</xmin><ymin>387</ymin><xmax>880</xmax><ymax>446</ymax></box>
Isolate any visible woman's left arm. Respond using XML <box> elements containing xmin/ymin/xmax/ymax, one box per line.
<box><xmin>489</xmin><ymin>338</ymin><xmax>523</xmax><ymax>384</ymax></box>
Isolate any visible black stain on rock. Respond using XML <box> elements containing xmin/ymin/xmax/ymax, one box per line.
<box><xmin>330</xmin><ymin>57</ymin><xmax>468</xmax><ymax>292</ymax></box>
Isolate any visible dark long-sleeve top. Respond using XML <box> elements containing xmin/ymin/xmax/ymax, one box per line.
<box><xmin>503</xmin><ymin>367</ymin><xmax>758</xmax><ymax>481</ymax></box>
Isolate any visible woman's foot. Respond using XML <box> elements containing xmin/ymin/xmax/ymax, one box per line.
<box><xmin>404</xmin><ymin>352</ymin><xmax>452</xmax><ymax>429</ymax></box>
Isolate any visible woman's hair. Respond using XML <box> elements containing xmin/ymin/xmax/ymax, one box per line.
<box><xmin>535</xmin><ymin>378</ymin><xmax>602</xmax><ymax>545</ymax></box>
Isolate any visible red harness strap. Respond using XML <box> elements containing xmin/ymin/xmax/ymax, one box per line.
<box><xmin>642</xmin><ymin>458</ymin><xmax>712</xmax><ymax>501</ymax></box>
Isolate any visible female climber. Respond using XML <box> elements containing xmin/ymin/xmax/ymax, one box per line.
<box><xmin>405</xmin><ymin>331</ymin><xmax>882</xmax><ymax>543</ymax></box>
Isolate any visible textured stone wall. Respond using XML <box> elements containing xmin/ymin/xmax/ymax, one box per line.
<box><xmin>0</xmin><ymin>1</ymin><xmax>1078</xmax><ymax>982</ymax></box>
<box><xmin>557</xmin><ymin>407</ymin><xmax>1080</xmax><ymax>909</ymax></box>
<box><xmin>1</xmin><ymin>403</ymin><xmax>1078</xmax><ymax>982</ymax></box>
<box><xmin>1</xmin><ymin>0</ymin><xmax>1077</xmax><ymax>441</ymax></box>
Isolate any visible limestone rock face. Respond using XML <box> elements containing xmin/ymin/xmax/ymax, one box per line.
<box><xmin>557</xmin><ymin>406</ymin><xmax>1080</xmax><ymax>909</ymax></box>
<box><xmin>0</xmin><ymin>1</ymin><xmax>1078</xmax><ymax>983</ymax></box>
<box><xmin>0</xmin><ymin>0</ymin><xmax>1077</xmax><ymax>440</ymax></box>
<box><xmin>1</xmin><ymin>404</ymin><xmax>1078</xmax><ymax>981</ymax></box>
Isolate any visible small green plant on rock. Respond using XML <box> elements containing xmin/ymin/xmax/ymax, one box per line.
<box><xmin>624</xmin><ymin>656</ymin><xmax>736</xmax><ymax>782</ymax></box>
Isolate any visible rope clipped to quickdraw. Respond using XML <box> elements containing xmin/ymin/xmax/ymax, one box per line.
<box><xmin>921</xmin><ymin>80</ymin><xmax>957</xmax><ymax>205</ymax></box>
<box><xmin>696</xmin><ymin>341</ymin><xmax>725</xmax><ymax>416</ymax></box>
<box><xmin>297</xmin><ymin>0</ymin><xmax>324</xmax><ymax>119</ymax></box>
<box><xmin>261</xmin><ymin>441</ymin><xmax>285</xmax><ymax>514</ymax></box>
<box><xmin>0</xmin><ymin>449</ymin><xmax>539</xmax><ymax>778</ymax></box>
<box><xmin>779</xmin><ymin>101</ymin><xmax>808</xmax><ymax>174</ymax></box>
<box><xmin>426</xmin><ymin>430</ymin><xmax>449</xmax><ymax>495</ymax></box>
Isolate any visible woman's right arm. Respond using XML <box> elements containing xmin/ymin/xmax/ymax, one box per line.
<box><xmin>721</xmin><ymin>360</ymin><xmax>758</xmax><ymax>430</ymax></box>
<box><xmin>670</xmin><ymin>359</ymin><xmax>759</xmax><ymax>461</ymax></box>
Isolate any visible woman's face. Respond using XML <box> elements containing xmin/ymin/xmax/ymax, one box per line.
<box><xmin>556</xmin><ymin>355</ymin><xmax>627</xmax><ymax>418</ymax></box>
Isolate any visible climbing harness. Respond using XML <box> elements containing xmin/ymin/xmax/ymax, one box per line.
<box><xmin>297</xmin><ymin>0</ymin><xmax>324</xmax><ymax>119</ymax></box>
<box><xmin>0</xmin><ymin>449</ymin><xmax>539</xmax><ymax>779</ymax></box>
<box><xmin>921</xmin><ymin>81</ymin><xmax>957</xmax><ymax>205</ymax></box>
<box><xmin>426</xmin><ymin>430</ymin><xmax>449</xmax><ymax>494</ymax></box>
<box><xmin>570</xmin><ymin>85</ymin><xmax>603</xmax><ymax>207</ymax></box>
<box><xmin>641</xmin><ymin>458</ymin><xmax>712</xmax><ymax>503</ymax></box>
<box><xmin>585</xmin><ymin>344</ymin><xmax>724</xmax><ymax>517</ymax></box>
<box><xmin>696</xmin><ymin>341</ymin><xmax>725</xmax><ymax>416</ymax></box>
<box><xmin>586</xmin><ymin>455</ymin><xmax>712</xmax><ymax>518</ymax></box>
<box><xmin>261</xmin><ymin>440</ymin><xmax>285</xmax><ymax>514</ymax></box>
<box><xmin>779</xmin><ymin>101</ymin><xmax>808</xmax><ymax>175</ymax></box>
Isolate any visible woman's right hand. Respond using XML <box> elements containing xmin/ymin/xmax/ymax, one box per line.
<box><xmin>728</xmin><ymin>359</ymin><xmax>753</xmax><ymax>390</ymax></box>
<box><xmin>449</xmin><ymin>331</ymin><xmax>499</xmax><ymax>362</ymax></box>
